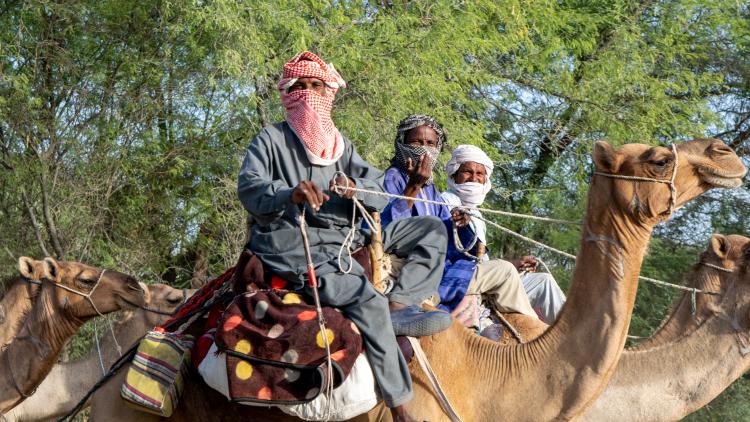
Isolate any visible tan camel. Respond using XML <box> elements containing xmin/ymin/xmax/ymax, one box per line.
<box><xmin>88</xmin><ymin>138</ymin><xmax>746</xmax><ymax>422</ymax></box>
<box><xmin>498</xmin><ymin>234</ymin><xmax>746</xmax><ymax>346</ymax></box>
<box><xmin>0</xmin><ymin>258</ymin><xmax>47</xmax><ymax>348</ymax></box>
<box><xmin>630</xmin><ymin>234</ymin><xmax>746</xmax><ymax>350</ymax></box>
<box><xmin>0</xmin><ymin>257</ymin><xmax>145</xmax><ymax>413</ymax></box>
<box><xmin>492</xmin><ymin>312</ymin><xmax>549</xmax><ymax>345</ymax></box>
<box><xmin>580</xmin><ymin>234</ymin><xmax>750</xmax><ymax>421</ymax></box>
<box><xmin>4</xmin><ymin>284</ymin><xmax>189</xmax><ymax>422</ymax></box>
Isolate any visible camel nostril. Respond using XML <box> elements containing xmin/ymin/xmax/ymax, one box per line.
<box><xmin>710</xmin><ymin>143</ymin><xmax>733</xmax><ymax>156</ymax></box>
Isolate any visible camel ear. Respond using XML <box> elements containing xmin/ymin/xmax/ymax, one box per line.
<box><xmin>139</xmin><ymin>282</ymin><xmax>152</xmax><ymax>304</ymax></box>
<box><xmin>710</xmin><ymin>234</ymin><xmax>729</xmax><ymax>260</ymax></box>
<box><xmin>18</xmin><ymin>257</ymin><xmax>37</xmax><ymax>279</ymax></box>
<box><xmin>593</xmin><ymin>141</ymin><xmax>623</xmax><ymax>173</ymax></box>
<box><xmin>42</xmin><ymin>257</ymin><xmax>61</xmax><ymax>282</ymax></box>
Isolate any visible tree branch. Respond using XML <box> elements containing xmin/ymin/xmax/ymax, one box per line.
<box><xmin>21</xmin><ymin>188</ymin><xmax>51</xmax><ymax>257</ymax></box>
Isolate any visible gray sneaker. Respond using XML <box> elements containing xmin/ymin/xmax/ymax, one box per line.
<box><xmin>390</xmin><ymin>305</ymin><xmax>452</xmax><ymax>337</ymax></box>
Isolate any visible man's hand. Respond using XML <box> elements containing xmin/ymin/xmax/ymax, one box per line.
<box><xmin>512</xmin><ymin>255</ymin><xmax>539</xmax><ymax>273</ymax></box>
<box><xmin>291</xmin><ymin>180</ymin><xmax>329</xmax><ymax>211</ymax></box>
<box><xmin>405</xmin><ymin>155</ymin><xmax>432</xmax><ymax>188</ymax></box>
<box><xmin>329</xmin><ymin>175</ymin><xmax>357</xmax><ymax>199</ymax></box>
<box><xmin>450</xmin><ymin>208</ymin><xmax>471</xmax><ymax>227</ymax></box>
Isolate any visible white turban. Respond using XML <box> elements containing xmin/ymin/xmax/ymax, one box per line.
<box><xmin>445</xmin><ymin>145</ymin><xmax>494</xmax><ymax>207</ymax></box>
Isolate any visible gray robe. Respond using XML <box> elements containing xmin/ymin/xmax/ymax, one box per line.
<box><xmin>238</xmin><ymin>122</ymin><xmax>386</xmax><ymax>288</ymax></box>
<box><xmin>237</xmin><ymin>121</ymin><xmax>447</xmax><ymax>407</ymax></box>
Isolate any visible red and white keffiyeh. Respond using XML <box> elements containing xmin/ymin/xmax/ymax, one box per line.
<box><xmin>278</xmin><ymin>51</ymin><xmax>347</xmax><ymax>166</ymax></box>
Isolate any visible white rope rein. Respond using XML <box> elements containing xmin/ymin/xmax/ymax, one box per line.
<box><xmin>333</xmin><ymin>172</ymin><xmax>381</xmax><ymax>275</ymax></box>
<box><xmin>701</xmin><ymin>262</ymin><xmax>734</xmax><ymax>274</ymax></box>
<box><xmin>330</xmin><ymin>183</ymin><xmax>580</xmax><ymax>225</ymax></box>
<box><xmin>472</xmin><ymin>213</ymin><xmax>718</xmax><ymax>297</ymax></box>
<box><xmin>92</xmin><ymin>319</ymin><xmax>106</xmax><ymax>376</ymax></box>
<box><xmin>331</xmin><ymin>144</ymin><xmax>722</xmax><ymax>297</ymax></box>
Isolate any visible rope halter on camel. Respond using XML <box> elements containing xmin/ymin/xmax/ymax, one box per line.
<box><xmin>593</xmin><ymin>143</ymin><xmax>679</xmax><ymax>218</ymax></box>
<box><xmin>700</xmin><ymin>262</ymin><xmax>734</xmax><ymax>274</ymax></box>
<box><xmin>48</xmin><ymin>269</ymin><xmax>124</xmax><ymax>356</ymax></box>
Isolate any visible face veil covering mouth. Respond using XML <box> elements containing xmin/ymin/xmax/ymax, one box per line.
<box><xmin>391</xmin><ymin>114</ymin><xmax>446</xmax><ymax>183</ymax></box>
<box><xmin>445</xmin><ymin>144</ymin><xmax>494</xmax><ymax>206</ymax></box>
<box><xmin>392</xmin><ymin>143</ymin><xmax>440</xmax><ymax>181</ymax></box>
<box><xmin>447</xmin><ymin>181</ymin><xmax>487</xmax><ymax>207</ymax></box>
<box><xmin>278</xmin><ymin>51</ymin><xmax>347</xmax><ymax>166</ymax></box>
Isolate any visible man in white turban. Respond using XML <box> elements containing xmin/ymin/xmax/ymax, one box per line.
<box><xmin>442</xmin><ymin>145</ymin><xmax>567</xmax><ymax>323</ymax></box>
<box><xmin>382</xmin><ymin>117</ymin><xmax>540</xmax><ymax>329</ymax></box>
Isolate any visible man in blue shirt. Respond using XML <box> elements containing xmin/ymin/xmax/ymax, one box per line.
<box><xmin>381</xmin><ymin>115</ymin><xmax>538</xmax><ymax>323</ymax></box>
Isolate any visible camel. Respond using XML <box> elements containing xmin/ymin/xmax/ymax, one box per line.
<box><xmin>0</xmin><ymin>258</ymin><xmax>46</xmax><ymax>348</ymax></box>
<box><xmin>504</xmin><ymin>234</ymin><xmax>745</xmax><ymax>346</ymax></box>
<box><xmin>0</xmin><ymin>257</ymin><xmax>146</xmax><ymax>413</ymax></box>
<box><xmin>88</xmin><ymin>138</ymin><xmax>746</xmax><ymax>422</ymax></box>
<box><xmin>4</xmin><ymin>284</ymin><xmax>190</xmax><ymax>422</ymax></box>
<box><xmin>580</xmin><ymin>234</ymin><xmax>750</xmax><ymax>421</ymax></box>
<box><xmin>629</xmin><ymin>234</ymin><xmax>746</xmax><ymax>350</ymax></box>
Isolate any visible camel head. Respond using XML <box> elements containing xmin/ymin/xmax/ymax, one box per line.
<box><xmin>593</xmin><ymin>138</ymin><xmax>746</xmax><ymax>224</ymax></box>
<box><xmin>691</xmin><ymin>234</ymin><xmax>750</xmax><ymax>317</ymax></box>
<box><xmin>702</xmin><ymin>234</ymin><xmax>750</xmax><ymax>274</ymax></box>
<box><xmin>40</xmin><ymin>257</ymin><xmax>145</xmax><ymax>319</ymax></box>
<box><xmin>17</xmin><ymin>257</ymin><xmax>45</xmax><ymax>281</ymax></box>
<box><xmin>139</xmin><ymin>283</ymin><xmax>193</xmax><ymax>327</ymax></box>
<box><xmin>725</xmin><ymin>241</ymin><xmax>750</xmax><ymax>332</ymax></box>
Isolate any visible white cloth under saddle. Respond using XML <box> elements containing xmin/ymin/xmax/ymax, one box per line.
<box><xmin>198</xmin><ymin>343</ymin><xmax>379</xmax><ymax>421</ymax></box>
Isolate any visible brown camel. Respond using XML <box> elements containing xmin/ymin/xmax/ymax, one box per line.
<box><xmin>630</xmin><ymin>234</ymin><xmax>746</xmax><ymax>350</ymax></box>
<box><xmin>506</xmin><ymin>233</ymin><xmax>745</xmax><ymax>347</ymax></box>
<box><xmin>580</xmin><ymin>234</ymin><xmax>750</xmax><ymax>421</ymax></box>
<box><xmin>0</xmin><ymin>257</ymin><xmax>145</xmax><ymax>413</ymax></box>
<box><xmin>0</xmin><ymin>258</ymin><xmax>46</xmax><ymax>348</ymax></box>
<box><xmin>88</xmin><ymin>138</ymin><xmax>746</xmax><ymax>422</ymax></box>
<box><xmin>4</xmin><ymin>284</ymin><xmax>190</xmax><ymax>421</ymax></box>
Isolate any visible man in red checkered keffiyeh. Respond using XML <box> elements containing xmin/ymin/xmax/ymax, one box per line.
<box><xmin>278</xmin><ymin>51</ymin><xmax>347</xmax><ymax>166</ymax></box>
<box><xmin>238</xmin><ymin>50</ymin><xmax>452</xmax><ymax>422</ymax></box>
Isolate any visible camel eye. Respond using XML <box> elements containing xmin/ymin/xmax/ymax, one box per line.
<box><xmin>651</xmin><ymin>158</ymin><xmax>669</xmax><ymax>168</ymax></box>
<box><xmin>167</xmin><ymin>297</ymin><xmax>182</xmax><ymax>304</ymax></box>
<box><xmin>78</xmin><ymin>278</ymin><xmax>97</xmax><ymax>286</ymax></box>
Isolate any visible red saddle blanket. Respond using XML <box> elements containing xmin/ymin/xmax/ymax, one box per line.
<box><xmin>165</xmin><ymin>250</ymin><xmax>363</xmax><ymax>405</ymax></box>
<box><xmin>215</xmin><ymin>289</ymin><xmax>362</xmax><ymax>404</ymax></box>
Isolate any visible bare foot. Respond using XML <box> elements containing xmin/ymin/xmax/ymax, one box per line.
<box><xmin>391</xmin><ymin>405</ymin><xmax>419</xmax><ymax>422</ymax></box>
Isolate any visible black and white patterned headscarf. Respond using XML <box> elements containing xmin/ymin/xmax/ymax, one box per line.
<box><xmin>390</xmin><ymin>114</ymin><xmax>447</xmax><ymax>179</ymax></box>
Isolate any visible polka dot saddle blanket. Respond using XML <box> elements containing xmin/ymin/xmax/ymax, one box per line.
<box><xmin>214</xmin><ymin>289</ymin><xmax>363</xmax><ymax>405</ymax></box>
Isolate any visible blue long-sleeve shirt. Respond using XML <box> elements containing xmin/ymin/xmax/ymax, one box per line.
<box><xmin>381</xmin><ymin>167</ymin><xmax>478</xmax><ymax>311</ymax></box>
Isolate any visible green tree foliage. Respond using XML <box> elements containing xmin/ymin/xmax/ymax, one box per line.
<box><xmin>1</xmin><ymin>0</ymin><xmax>750</xmax><ymax>418</ymax></box>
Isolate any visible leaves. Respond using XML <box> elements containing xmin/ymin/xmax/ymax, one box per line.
<box><xmin>1</xmin><ymin>1</ymin><xmax>750</xmax><ymax>415</ymax></box>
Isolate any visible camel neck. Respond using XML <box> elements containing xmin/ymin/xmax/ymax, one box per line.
<box><xmin>631</xmin><ymin>268</ymin><xmax>722</xmax><ymax>350</ymax></box>
<box><xmin>580</xmin><ymin>280</ymin><xmax>750</xmax><ymax>421</ymax></box>
<box><xmin>413</xmin><ymin>177</ymin><xmax>658</xmax><ymax>421</ymax></box>
<box><xmin>2</xmin><ymin>310</ymin><xmax>152</xmax><ymax>422</ymax></box>
<box><xmin>0</xmin><ymin>278</ymin><xmax>39</xmax><ymax>347</ymax></box>
<box><xmin>536</xmin><ymin>178</ymin><xmax>653</xmax><ymax>349</ymax></box>
<box><xmin>521</xmin><ymin>199</ymin><xmax>653</xmax><ymax>413</ymax></box>
<box><xmin>0</xmin><ymin>284</ymin><xmax>86</xmax><ymax>412</ymax></box>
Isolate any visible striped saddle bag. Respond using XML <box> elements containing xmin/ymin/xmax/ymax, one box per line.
<box><xmin>120</xmin><ymin>329</ymin><xmax>195</xmax><ymax>417</ymax></box>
